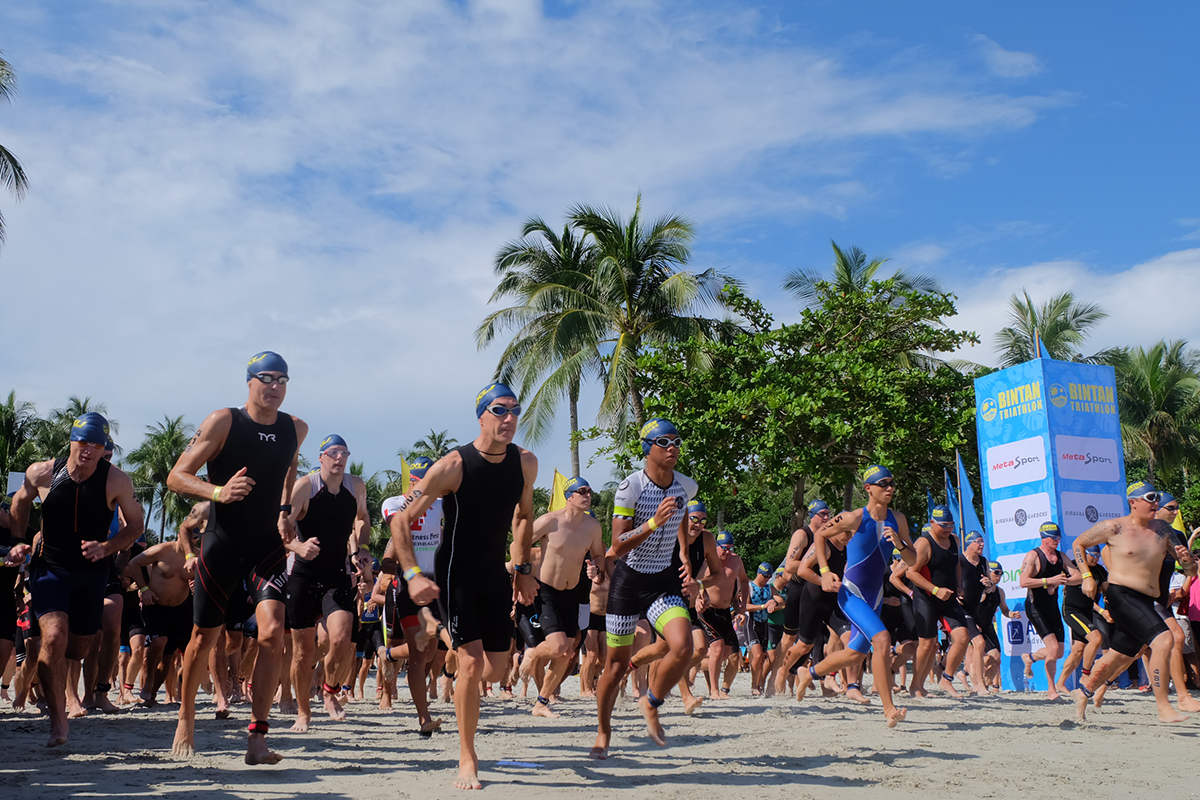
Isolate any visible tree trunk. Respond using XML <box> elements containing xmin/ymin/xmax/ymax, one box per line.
<box><xmin>716</xmin><ymin>504</ymin><xmax>726</xmax><ymax>532</ymax></box>
<box><xmin>160</xmin><ymin>486</ymin><xmax>168</xmax><ymax>541</ymax></box>
<box><xmin>569</xmin><ymin>381</ymin><xmax>581</xmax><ymax>478</ymax></box>
<box><xmin>791</xmin><ymin>475</ymin><xmax>807</xmax><ymax>530</ymax></box>
<box><xmin>630</xmin><ymin>384</ymin><xmax>647</xmax><ymax>431</ymax></box>
<box><xmin>842</xmin><ymin>482</ymin><xmax>854</xmax><ymax>513</ymax></box>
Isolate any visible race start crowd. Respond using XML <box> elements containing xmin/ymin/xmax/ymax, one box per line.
<box><xmin>1</xmin><ymin>351</ymin><xmax>1198</xmax><ymax>789</ymax></box>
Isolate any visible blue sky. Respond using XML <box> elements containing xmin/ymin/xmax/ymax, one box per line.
<box><xmin>0</xmin><ymin>0</ymin><xmax>1197</xmax><ymax>492</ymax></box>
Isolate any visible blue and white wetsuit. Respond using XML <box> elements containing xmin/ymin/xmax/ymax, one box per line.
<box><xmin>837</xmin><ymin>507</ymin><xmax>898</xmax><ymax>653</ymax></box>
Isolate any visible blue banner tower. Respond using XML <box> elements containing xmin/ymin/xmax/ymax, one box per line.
<box><xmin>974</xmin><ymin>357</ymin><xmax>1125</xmax><ymax>691</ymax></box>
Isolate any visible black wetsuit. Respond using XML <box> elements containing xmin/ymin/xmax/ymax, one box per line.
<box><xmin>794</xmin><ymin>542</ymin><xmax>846</xmax><ymax>646</ymax></box>
<box><xmin>286</xmin><ymin>476</ymin><xmax>358</xmax><ymax>629</ymax></box>
<box><xmin>1063</xmin><ymin>563</ymin><xmax>1107</xmax><ymax>641</ymax></box>
<box><xmin>435</xmin><ymin>443</ymin><xmax>524</xmax><ymax>652</ymax></box>
<box><xmin>29</xmin><ymin>458</ymin><xmax>114</xmax><ymax>636</ymax></box>
<box><xmin>959</xmin><ymin>553</ymin><xmax>988</xmax><ymax>622</ymax></box>
<box><xmin>881</xmin><ymin>572</ymin><xmax>916</xmax><ymax>644</ymax></box>
<box><xmin>781</xmin><ymin>526</ymin><xmax>812</xmax><ymax>635</ymax></box>
<box><xmin>193</xmin><ymin>407</ymin><xmax>297</xmax><ymax>629</ymax></box>
<box><xmin>1025</xmin><ymin>547</ymin><xmax>1066</xmax><ymax>642</ymax></box>
<box><xmin>913</xmin><ymin>533</ymin><xmax>974</xmax><ymax>638</ymax></box>
<box><xmin>677</xmin><ymin>534</ymin><xmax>707</xmax><ymax>627</ymax></box>
<box><xmin>976</xmin><ymin>587</ymin><xmax>1003</xmax><ymax>652</ymax></box>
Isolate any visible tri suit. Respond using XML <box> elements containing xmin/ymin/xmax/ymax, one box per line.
<box><xmin>1024</xmin><ymin>547</ymin><xmax>1067</xmax><ymax>643</ymax></box>
<box><xmin>286</xmin><ymin>474</ymin><xmax>359</xmax><ymax>629</ymax></box>
<box><xmin>838</xmin><ymin>508</ymin><xmax>898</xmax><ymax>654</ymax></box>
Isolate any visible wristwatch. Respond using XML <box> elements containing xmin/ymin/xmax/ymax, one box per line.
<box><xmin>515</xmin><ymin>562</ymin><xmax>533</xmax><ymax>575</ymax></box>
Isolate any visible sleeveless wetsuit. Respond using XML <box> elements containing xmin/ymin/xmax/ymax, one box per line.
<box><xmin>286</xmin><ymin>474</ymin><xmax>359</xmax><ymax>629</ymax></box>
<box><xmin>193</xmin><ymin>407</ymin><xmax>297</xmax><ymax>629</ymax></box>
<box><xmin>782</xmin><ymin>526</ymin><xmax>813</xmax><ymax>635</ymax></box>
<box><xmin>837</xmin><ymin>507</ymin><xmax>896</xmax><ymax>653</ymax></box>
<box><xmin>1063</xmin><ymin>561</ymin><xmax>1106</xmax><ymax>642</ymax></box>
<box><xmin>795</xmin><ymin>541</ymin><xmax>847</xmax><ymax>646</ymax></box>
<box><xmin>913</xmin><ymin>533</ymin><xmax>975</xmax><ymax>638</ymax></box>
<box><xmin>975</xmin><ymin>587</ymin><xmax>1002</xmax><ymax>652</ymax></box>
<box><xmin>29</xmin><ymin>457</ymin><xmax>114</xmax><ymax>636</ymax></box>
<box><xmin>436</xmin><ymin>443</ymin><xmax>525</xmax><ymax>651</ymax></box>
<box><xmin>1025</xmin><ymin>547</ymin><xmax>1066</xmax><ymax>642</ymax></box>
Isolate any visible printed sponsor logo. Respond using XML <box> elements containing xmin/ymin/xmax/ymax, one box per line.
<box><xmin>991</xmin><ymin>493</ymin><xmax>1052</xmax><ymax>544</ymax></box>
<box><xmin>980</xmin><ymin>398</ymin><xmax>998</xmax><ymax>422</ymax></box>
<box><xmin>1054</xmin><ymin>435</ymin><xmax>1120</xmax><ymax>483</ymax></box>
<box><xmin>1048</xmin><ymin>383</ymin><xmax>1068</xmax><ymax>408</ymax></box>
<box><xmin>985</xmin><ymin>436</ymin><xmax>1047</xmax><ymax>490</ymax></box>
<box><xmin>980</xmin><ymin>380</ymin><xmax>1043</xmax><ymax>423</ymax></box>
<box><xmin>1060</xmin><ymin>491</ymin><xmax>1125</xmax><ymax>539</ymax></box>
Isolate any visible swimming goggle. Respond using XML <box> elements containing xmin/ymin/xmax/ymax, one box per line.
<box><xmin>645</xmin><ymin>436</ymin><xmax>683</xmax><ymax>449</ymax></box>
<box><xmin>250</xmin><ymin>372</ymin><xmax>289</xmax><ymax>385</ymax></box>
<box><xmin>1133</xmin><ymin>491</ymin><xmax>1160</xmax><ymax>504</ymax></box>
<box><xmin>482</xmin><ymin>403</ymin><xmax>522</xmax><ymax>418</ymax></box>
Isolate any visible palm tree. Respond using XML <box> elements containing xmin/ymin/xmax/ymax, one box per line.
<box><xmin>568</xmin><ymin>195</ymin><xmax>737</xmax><ymax>430</ymax></box>
<box><xmin>994</xmin><ymin>290</ymin><xmax>1113</xmax><ymax>368</ymax></box>
<box><xmin>406</xmin><ymin>429</ymin><xmax>458</xmax><ymax>460</ymax></box>
<box><xmin>476</xmin><ymin>218</ymin><xmax>601</xmax><ymax>476</ymax></box>
<box><xmin>0</xmin><ymin>391</ymin><xmax>41</xmax><ymax>483</ymax></box>
<box><xmin>125</xmin><ymin>415</ymin><xmax>194</xmax><ymax>540</ymax></box>
<box><xmin>0</xmin><ymin>54</ymin><xmax>28</xmax><ymax>247</ymax></box>
<box><xmin>1112</xmin><ymin>340</ymin><xmax>1200</xmax><ymax>486</ymax></box>
<box><xmin>782</xmin><ymin>241</ymin><xmax>941</xmax><ymax>308</ymax></box>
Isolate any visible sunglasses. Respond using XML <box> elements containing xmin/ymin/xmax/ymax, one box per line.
<box><xmin>571</xmin><ymin>487</ymin><xmax>593</xmax><ymax>496</ymax></box>
<box><xmin>251</xmin><ymin>372</ymin><xmax>289</xmax><ymax>385</ymax></box>
<box><xmin>646</xmin><ymin>436</ymin><xmax>683</xmax><ymax>449</ymax></box>
<box><xmin>871</xmin><ymin>480</ymin><xmax>896</xmax><ymax>489</ymax></box>
<box><xmin>483</xmin><ymin>403</ymin><xmax>522</xmax><ymax>418</ymax></box>
<box><xmin>719</xmin><ymin>545</ymin><xmax>732</xmax><ymax>551</ymax></box>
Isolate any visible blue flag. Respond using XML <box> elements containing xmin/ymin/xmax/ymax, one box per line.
<box><xmin>1038</xmin><ymin>337</ymin><xmax>1051</xmax><ymax>360</ymax></box>
<box><xmin>944</xmin><ymin>468</ymin><xmax>961</xmax><ymax>533</ymax></box>
<box><xmin>957</xmin><ymin>451</ymin><xmax>987</xmax><ymax>553</ymax></box>
<box><xmin>926</xmin><ymin>488</ymin><xmax>935</xmax><ymax>524</ymax></box>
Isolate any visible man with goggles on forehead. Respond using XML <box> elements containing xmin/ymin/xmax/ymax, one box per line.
<box><xmin>283</xmin><ymin>434</ymin><xmax>371</xmax><ymax>733</ymax></box>
<box><xmin>1017</xmin><ymin>520</ymin><xmax>1080</xmax><ymax>701</ymax></box>
<box><xmin>591</xmin><ymin>418</ymin><xmax>698</xmax><ymax>759</ymax></box>
<box><xmin>388</xmin><ymin>383</ymin><xmax>537</xmax><ymax>790</ymax></box>
<box><xmin>167</xmin><ymin>350</ymin><xmax>307</xmax><ymax>763</ymax></box>
<box><xmin>518</xmin><ymin>475</ymin><xmax>606</xmax><ymax>719</ymax></box>
<box><xmin>1148</xmin><ymin>491</ymin><xmax>1200</xmax><ymax>712</ymax></box>
<box><xmin>9</xmin><ymin>412</ymin><xmax>145</xmax><ymax>748</ymax></box>
<box><xmin>1072</xmin><ymin>481</ymin><xmax>1198</xmax><ymax>723</ymax></box>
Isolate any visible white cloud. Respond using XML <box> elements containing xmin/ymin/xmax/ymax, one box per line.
<box><xmin>972</xmin><ymin>34</ymin><xmax>1043</xmax><ymax>79</ymax></box>
<box><xmin>1178</xmin><ymin>218</ymin><xmax>1200</xmax><ymax>241</ymax></box>
<box><xmin>0</xmin><ymin>1</ymin><xmax>1067</xmax><ymax>483</ymax></box>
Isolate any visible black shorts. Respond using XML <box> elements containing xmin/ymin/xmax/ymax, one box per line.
<box><xmin>882</xmin><ymin>599</ymin><xmax>917</xmax><ymax>644</ymax></box>
<box><xmin>193</xmin><ymin>533</ymin><xmax>287</xmax><ymax>629</ymax></box>
<box><xmin>286</xmin><ymin>571</ymin><xmax>355</xmax><ymax>630</ymax></box>
<box><xmin>767</xmin><ymin>622</ymin><xmax>784</xmax><ymax>651</ymax></box>
<box><xmin>142</xmin><ymin>596</ymin><xmax>194</xmax><ymax>655</ymax></box>
<box><xmin>28</xmin><ymin>563</ymin><xmax>108</xmax><ymax>636</ymax></box>
<box><xmin>828</xmin><ymin>606</ymin><xmax>852</xmax><ymax>638</ymax></box>
<box><xmin>796</xmin><ymin>590</ymin><xmax>838</xmax><ymax>646</ymax></box>
<box><xmin>700</xmin><ymin>607</ymin><xmax>738</xmax><ymax>648</ymax></box>
<box><xmin>357</xmin><ymin>620</ymin><xmax>380</xmax><ymax>656</ymax></box>
<box><xmin>1105</xmin><ymin>584</ymin><xmax>1171</xmax><ymax>657</ymax></box>
<box><xmin>105</xmin><ymin>562</ymin><xmax>123</xmax><ymax>598</ymax></box>
<box><xmin>120</xmin><ymin>588</ymin><xmax>143</xmax><ymax>646</ymax></box>
<box><xmin>751</xmin><ymin>618</ymin><xmax>768</xmax><ymax>649</ymax></box>
<box><xmin>1064</xmin><ymin>605</ymin><xmax>1097</xmax><ymax>642</ymax></box>
<box><xmin>439</xmin><ymin>567</ymin><xmax>512</xmax><ymax>652</ymax></box>
<box><xmin>979</xmin><ymin>616</ymin><xmax>1001</xmax><ymax>652</ymax></box>
<box><xmin>783</xmin><ymin>579</ymin><xmax>805</xmax><ymax>635</ymax></box>
<box><xmin>537</xmin><ymin>580</ymin><xmax>580</xmax><ymax>639</ymax></box>
<box><xmin>515</xmin><ymin>602</ymin><xmax>543</xmax><ymax>649</ymax></box>
<box><xmin>913</xmin><ymin>591</ymin><xmax>976</xmax><ymax>640</ymax></box>
<box><xmin>604</xmin><ymin>561</ymin><xmax>687</xmax><ymax>646</ymax></box>
<box><xmin>1025</xmin><ymin>594</ymin><xmax>1065</xmax><ymax>643</ymax></box>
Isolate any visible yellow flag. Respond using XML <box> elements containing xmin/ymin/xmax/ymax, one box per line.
<box><xmin>401</xmin><ymin>456</ymin><xmax>411</xmax><ymax>495</ymax></box>
<box><xmin>1172</xmin><ymin>508</ymin><xmax>1187</xmax><ymax>536</ymax></box>
<box><xmin>548</xmin><ymin>470</ymin><xmax>568</xmax><ymax>512</ymax></box>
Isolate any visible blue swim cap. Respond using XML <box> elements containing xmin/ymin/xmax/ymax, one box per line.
<box><xmin>475</xmin><ymin>382</ymin><xmax>518</xmax><ymax>418</ymax></box>
<box><xmin>639</xmin><ymin>418</ymin><xmax>681</xmax><ymax>455</ymax></box>
<box><xmin>319</xmin><ymin>434</ymin><xmax>348</xmax><ymax>454</ymax></box>
<box><xmin>688</xmin><ymin>498</ymin><xmax>707</xmax><ymax>515</ymax></box>
<box><xmin>104</xmin><ymin>438</ymin><xmax>114</xmax><ymax>453</ymax></box>
<box><xmin>1159</xmin><ymin>491</ymin><xmax>1176</xmax><ymax>506</ymax></box>
<box><xmin>758</xmin><ymin>562</ymin><xmax>773</xmax><ymax>575</ymax></box>
<box><xmin>564</xmin><ymin>476</ymin><xmax>591</xmax><ymax>499</ymax></box>
<box><xmin>1039</xmin><ymin>522</ymin><xmax>1062</xmax><ymax>538</ymax></box>
<box><xmin>863</xmin><ymin>465</ymin><xmax>893</xmax><ymax>485</ymax></box>
<box><xmin>920</xmin><ymin>522</ymin><xmax>932</xmax><ymax>535</ymax></box>
<box><xmin>70</xmin><ymin>412</ymin><xmax>110</xmax><ymax>444</ymax></box>
<box><xmin>1085</xmin><ymin>546</ymin><xmax>1102</xmax><ymax>558</ymax></box>
<box><xmin>1126</xmin><ymin>480</ymin><xmax>1157</xmax><ymax>500</ymax></box>
<box><xmin>930</xmin><ymin>505</ymin><xmax>955</xmax><ymax>526</ymax></box>
<box><xmin>964</xmin><ymin>531</ymin><xmax>982</xmax><ymax>546</ymax></box>
<box><xmin>891</xmin><ymin>548</ymin><xmax>904</xmax><ymax>560</ymax></box>
<box><xmin>987</xmin><ymin>560</ymin><xmax>1002</xmax><ymax>571</ymax></box>
<box><xmin>716</xmin><ymin>531</ymin><xmax>734</xmax><ymax>548</ymax></box>
<box><xmin>807</xmin><ymin>499</ymin><xmax>829</xmax><ymax>515</ymax></box>
<box><xmin>247</xmin><ymin>351</ymin><xmax>288</xmax><ymax>382</ymax></box>
<box><xmin>371</xmin><ymin>558</ymin><xmax>380</xmax><ymax>572</ymax></box>
<box><xmin>409</xmin><ymin>456</ymin><xmax>434</xmax><ymax>479</ymax></box>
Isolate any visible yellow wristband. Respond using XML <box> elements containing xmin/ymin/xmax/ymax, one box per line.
<box><xmin>646</xmin><ymin>517</ymin><xmax>659</xmax><ymax>531</ymax></box>
<box><xmin>212</xmin><ymin>485</ymin><xmax>221</xmax><ymax>502</ymax></box>
<box><xmin>1081</xmin><ymin>572</ymin><xmax>1092</xmax><ymax>579</ymax></box>
<box><xmin>1042</xmin><ymin>577</ymin><xmax>1047</xmax><ymax>588</ymax></box>
<box><xmin>185</xmin><ymin>553</ymin><xmax>196</xmax><ymax>561</ymax></box>
<box><xmin>819</xmin><ymin>567</ymin><xmax>830</xmax><ymax>575</ymax></box>
<box><xmin>932</xmin><ymin>586</ymin><xmax>942</xmax><ymax>595</ymax></box>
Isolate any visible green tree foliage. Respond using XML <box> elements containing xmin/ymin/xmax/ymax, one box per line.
<box><xmin>782</xmin><ymin>240</ymin><xmax>940</xmax><ymax>308</ymax></box>
<box><xmin>125</xmin><ymin>415</ymin><xmax>194</xmax><ymax>540</ymax></box>
<box><xmin>994</xmin><ymin>290</ymin><xmax>1113</xmax><ymax>367</ymax></box>
<box><xmin>404</xmin><ymin>429</ymin><xmax>458</xmax><ymax>460</ymax></box>
<box><xmin>0</xmin><ymin>52</ymin><xmax>28</xmax><ymax>247</ymax></box>
<box><xmin>1112</xmin><ymin>340</ymin><xmax>1200</xmax><ymax>486</ymax></box>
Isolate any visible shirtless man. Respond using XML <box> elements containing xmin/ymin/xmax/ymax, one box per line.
<box><xmin>9</xmin><ymin>412</ymin><xmax>146</xmax><ymax>746</ymax></box>
<box><xmin>697</xmin><ymin>531</ymin><xmax>749</xmax><ymax>700</ymax></box>
<box><xmin>519</xmin><ymin>476</ymin><xmax>606</xmax><ymax>717</ymax></box>
<box><xmin>125</xmin><ymin>509</ymin><xmax>197</xmax><ymax>706</ymax></box>
<box><xmin>1018</xmin><ymin>522</ymin><xmax>1080</xmax><ymax>701</ymax></box>
<box><xmin>1072</xmin><ymin>481</ymin><xmax>1198</xmax><ymax>723</ymax></box>
<box><xmin>167</xmin><ymin>351</ymin><xmax>307</xmax><ymax>764</ymax></box>
<box><xmin>1150</xmin><ymin>491</ymin><xmax>1200</xmax><ymax>712</ymax></box>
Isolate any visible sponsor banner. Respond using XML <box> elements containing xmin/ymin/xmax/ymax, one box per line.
<box><xmin>985</xmin><ymin>435</ymin><xmax>1048</xmax><ymax>490</ymax></box>
<box><xmin>1000</xmin><ymin>604</ymin><xmax>1044</xmax><ymax>658</ymax></box>
<box><xmin>994</xmin><ymin>552</ymin><xmax>1027</xmax><ymax>598</ymax></box>
<box><xmin>991</xmin><ymin>492</ymin><xmax>1052</xmax><ymax>544</ymax></box>
<box><xmin>1054</xmin><ymin>434</ymin><xmax>1120</xmax><ymax>483</ymax></box>
<box><xmin>1059</xmin><ymin>491</ymin><xmax>1126</xmax><ymax>540</ymax></box>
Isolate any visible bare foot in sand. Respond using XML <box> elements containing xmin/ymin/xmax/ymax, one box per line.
<box><xmin>323</xmin><ymin>691</ymin><xmax>346</xmax><ymax>721</ymax></box>
<box><xmin>419</xmin><ymin>717</ymin><xmax>443</xmax><ymax>737</ymax></box>
<box><xmin>909</xmin><ymin>686</ymin><xmax>928</xmax><ymax>699</ymax></box>
<box><xmin>795</xmin><ymin>670</ymin><xmax>814</xmax><ymax>702</ymax></box>
<box><xmin>1159</xmin><ymin>707</ymin><xmax>1190</xmax><ymax>724</ymax></box>
<box><xmin>638</xmin><ymin>696</ymin><xmax>667</xmax><ymax>746</ymax></box>
<box><xmin>454</xmin><ymin>753</ymin><xmax>483</xmax><ymax>790</ymax></box>
<box><xmin>885</xmin><ymin>706</ymin><xmax>907</xmax><ymax>728</ymax></box>
<box><xmin>683</xmin><ymin>695</ymin><xmax>702</xmax><ymax>715</ymax></box>
<box><xmin>1071</xmin><ymin>688</ymin><xmax>1089</xmax><ymax>721</ymax></box>
<box><xmin>1046</xmin><ymin>686</ymin><xmax>1062</xmax><ymax>701</ymax></box>
<box><xmin>532</xmin><ymin>699</ymin><xmax>560</xmax><ymax>719</ymax></box>
<box><xmin>846</xmin><ymin>685</ymin><xmax>871</xmax><ymax>705</ymax></box>
<box><xmin>172</xmin><ymin>719</ymin><xmax>195</xmax><ymax>758</ymax></box>
<box><xmin>46</xmin><ymin>711</ymin><xmax>69</xmax><ymax>747</ymax></box>
<box><xmin>1178</xmin><ymin>695</ymin><xmax>1200</xmax><ymax>713</ymax></box>
<box><xmin>1021</xmin><ymin>654</ymin><xmax>1034</xmax><ymax>678</ymax></box>
<box><xmin>290</xmin><ymin>714</ymin><xmax>310</xmax><ymax>733</ymax></box>
<box><xmin>278</xmin><ymin>698</ymin><xmax>297</xmax><ymax>716</ymax></box>
<box><xmin>938</xmin><ymin>676</ymin><xmax>962</xmax><ymax>699</ymax></box>
<box><xmin>245</xmin><ymin>733</ymin><xmax>283</xmax><ymax>765</ymax></box>
<box><xmin>67</xmin><ymin>696</ymin><xmax>88</xmax><ymax>719</ymax></box>
<box><xmin>589</xmin><ymin>731</ymin><xmax>610</xmax><ymax>760</ymax></box>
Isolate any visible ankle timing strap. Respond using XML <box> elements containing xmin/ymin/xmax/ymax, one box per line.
<box><xmin>248</xmin><ymin>720</ymin><xmax>269</xmax><ymax>735</ymax></box>
<box><xmin>1079</xmin><ymin>684</ymin><xmax>1095</xmax><ymax>699</ymax></box>
<box><xmin>95</xmin><ymin>682</ymin><xmax>111</xmax><ymax>693</ymax></box>
<box><xmin>442</xmin><ymin>667</ymin><xmax>455</xmax><ymax>680</ymax></box>
<box><xmin>322</xmin><ymin>683</ymin><xmax>338</xmax><ymax>694</ymax></box>
<box><xmin>809</xmin><ymin>665</ymin><xmax>819</xmax><ymax>681</ymax></box>
<box><xmin>536</xmin><ymin>695</ymin><xmax>550</xmax><ymax>706</ymax></box>
<box><xmin>646</xmin><ymin>689</ymin><xmax>664</xmax><ymax>708</ymax></box>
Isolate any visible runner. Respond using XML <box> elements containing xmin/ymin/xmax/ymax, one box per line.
<box><xmin>519</xmin><ymin>476</ymin><xmax>605</xmax><ymax>718</ymax></box>
<box><xmin>1054</xmin><ymin>545</ymin><xmax>1110</xmax><ymax>695</ymax></box>
<box><xmin>1150</xmin><ymin>491</ymin><xmax>1200</xmax><ymax>712</ymax></box>
<box><xmin>389</xmin><ymin>383</ymin><xmax>537</xmax><ymax>790</ymax></box>
<box><xmin>166</xmin><ymin>351</ymin><xmax>307</xmax><ymax>763</ymax></box>
<box><xmin>285</xmin><ymin>434</ymin><xmax>371</xmax><ymax>732</ymax></box>
<box><xmin>975</xmin><ymin>560</ymin><xmax>1020</xmax><ymax>692</ymax></box>
<box><xmin>1018</xmin><ymin>521</ymin><xmax>1080</xmax><ymax>700</ymax></box>
<box><xmin>697</xmin><ymin>531</ymin><xmax>749</xmax><ymax>699</ymax></box>
<box><xmin>796</xmin><ymin>465</ymin><xmax>916</xmax><ymax>727</ymax></box>
<box><xmin>8</xmin><ymin>412</ymin><xmax>145</xmax><ymax>747</ymax></box>
<box><xmin>882</xmin><ymin>551</ymin><xmax>918</xmax><ymax>692</ymax></box>
<box><xmin>773</xmin><ymin>499</ymin><xmax>831</xmax><ymax>694</ymax></box>
<box><xmin>591</xmin><ymin>418</ymin><xmax>698</xmax><ymax>759</ymax></box>
<box><xmin>746</xmin><ymin>562</ymin><xmax>775</xmax><ymax>695</ymax></box>
<box><xmin>1072</xmin><ymin>481</ymin><xmax>1198</xmax><ymax>723</ymax></box>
